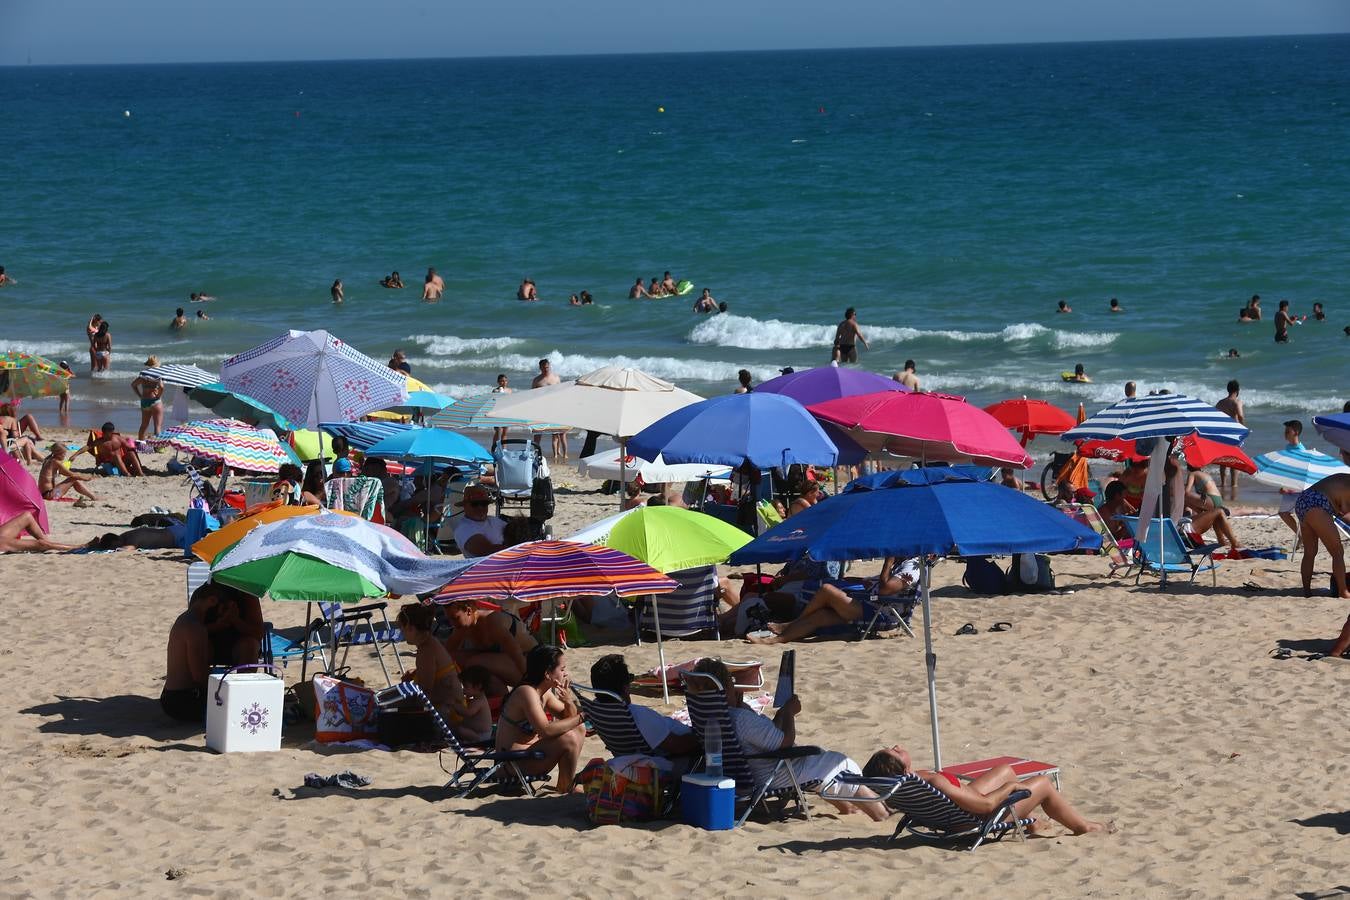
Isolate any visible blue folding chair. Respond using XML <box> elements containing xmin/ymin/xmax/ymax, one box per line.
<box><xmin>1120</xmin><ymin>516</ymin><xmax>1220</xmax><ymax>588</ymax></box>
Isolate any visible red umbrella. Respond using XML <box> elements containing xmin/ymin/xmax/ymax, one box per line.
<box><xmin>983</xmin><ymin>398</ymin><xmax>1077</xmax><ymax>446</ymax></box>
<box><xmin>809</xmin><ymin>391</ymin><xmax>1034</xmax><ymax>468</ymax></box>
<box><xmin>1079</xmin><ymin>435</ymin><xmax>1256</xmax><ymax>473</ymax></box>
<box><xmin>1078</xmin><ymin>437</ymin><xmax>1145</xmax><ymax>463</ymax></box>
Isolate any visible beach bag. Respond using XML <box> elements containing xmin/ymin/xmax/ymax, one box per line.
<box><xmin>312</xmin><ymin>674</ymin><xmax>379</xmax><ymax>743</ymax></box>
<box><xmin>581</xmin><ymin>757</ymin><xmax>663</xmax><ymax>825</ymax></box>
<box><xmin>1008</xmin><ymin>553</ymin><xmax>1055</xmax><ymax>591</ymax></box>
<box><xmin>734</xmin><ymin>595</ymin><xmax>772</xmax><ymax>637</ymax></box>
<box><xmin>962</xmin><ymin>557</ymin><xmax>1007</xmax><ymax>595</ymax></box>
<box><xmin>530</xmin><ymin>476</ymin><xmax>555</xmax><ymax>520</ymax></box>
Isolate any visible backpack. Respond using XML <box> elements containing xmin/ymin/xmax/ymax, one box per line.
<box><xmin>530</xmin><ymin>476</ymin><xmax>555</xmax><ymax>520</ymax></box>
<box><xmin>1007</xmin><ymin>553</ymin><xmax>1056</xmax><ymax>591</ymax></box>
<box><xmin>962</xmin><ymin>556</ymin><xmax>1007</xmax><ymax>595</ymax></box>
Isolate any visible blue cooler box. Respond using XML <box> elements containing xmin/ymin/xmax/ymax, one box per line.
<box><xmin>681</xmin><ymin>773</ymin><xmax>735</xmax><ymax>830</ymax></box>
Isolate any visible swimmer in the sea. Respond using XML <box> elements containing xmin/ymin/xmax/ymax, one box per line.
<box><xmin>381</xmin><ymin>271</ymin><xmax>404</xmax><ymax>289</ymax></box>
<box><xmin>629</xmin><ymin>277</ymin><xmax>649</xmax><ymax>299</ymax></box>
<box><xmin>190</xmin><ymin>292</ymin><xmax>215</xmax><ymax>302</ymax></box>
<box><xmin>423</xmin><ymin>268</ymin><xmax>445</xmax><ymax>302</ymax></box>
<box><xmin>331</xmin><ymin>279</ymin><xmax>344</xmax><ymax>305</ymax></box>
<box><xmin>579</xmin><ymin>290</ymin><xmax>593</xmax><ymax>305</ymax></box>
<box><xmin>661</xmin><ymin>271</ymin><xmax>678</xmax><ymax>294</ymax></box>
<box><xmin>693</xmin><ymin>288</ymin><xmax>717</xmax><ymax>313</ymax></box>
<box><xmin>1311</xmin><ymin>301</ymin><xmax>1325</xmax><ymax>322</ymax></box>
<box><xmin>517</xmin><ymin>279</ymin><xmax>538</xmax><ymax>302</ymax></box>
<box><xmin>0</xmin><ymin>265</ymin><xmax>10</xmax><ymax>286</ymax></box>
<box><xmin>196</xmin><ymin>309</ymin><xmax>209</xmax><ymax>321</ymax></box>
<box><xmin>1067</xmin><ymin>363</ymin><xmax>1091</xmax><ymax>383</ymax></box>
<box><xmin>1057</xmin><ymin>300</ymin><xmax>1072</xmax><ymax>314</ymax></box>
<box><xmin>568</xmin><ymin>293</ymin><xmax>580</xmax><ymax>306</ymax></box>
<box><xmin>170</xmin><ymin>308</ymin><xmax>187</xmax><ymax>331</ymax></box>
<box><xmin>648</xmin><ymin>277</ymin><xmax>666</xmax><ymax>298</ymax></box>
<box><xmin>1109</xmin><ymin>297</ymin><xmax>1123</xmax><ymax>313</ymax></box>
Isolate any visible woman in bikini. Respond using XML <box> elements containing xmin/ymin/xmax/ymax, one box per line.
<box><xmin>86</xmin><ymin>315</ymin><xmax>103</xmax><ymax>371</ymax></box>
<box><xmin>863</xmin><ymin>744</ymin><xmax>1112</xmax><ymax>836</ymax></box>
<box><xmin>131</xmin><ymin>358</ymin><xmax>165</xmax><ymax>440</ymax></box>
<box><xmin>1297</xmin><ymin>473</ymin><xmax>1350</xmax><ymax>611</ymax></box>
<box><xmin>0</xmin><ymin>511</ymin><xmax>77</xmax><ymax>553</ymax></box>
<box><xmin>495</xmin><ymin>644</ymin><xmax>585</xmax><ymax>793</ymax></box>
<box><xmin>0</xmin><ymin>405</ymin><xmax>40</xmax><ymax>463</ymax></box>
<box><xmin>396</xmin><ymin>604</ymin><xmax>470</xmax><ymax>729</ymax></box>
<box><xmin>91</xmin><ymin>322</ymin><xmax>112</xmax><ymax>373</ymax></box>
<box><xmin>442</xmin><ymin>598</ymin><xmax>536</xmax><ymax>689</ymax></box>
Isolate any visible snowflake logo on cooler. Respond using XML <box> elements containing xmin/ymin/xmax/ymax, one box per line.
<box><xmin>240</xmin><ymin>702</ymin><xmax>270</xmax><ymax>735</ymax></box>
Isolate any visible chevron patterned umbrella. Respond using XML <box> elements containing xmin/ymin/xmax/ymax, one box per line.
<box><xmin>431</xmin><ymin>540</ymin><xmax>677</xmax><ymax>604</ymax></box>
<box><xmin>151</xmin><ymin>418</ymin><xmax>290</xmax><ymax>473</ymax></box>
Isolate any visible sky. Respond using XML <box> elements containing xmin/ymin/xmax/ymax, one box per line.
<box><xmin>2</xmin><ymin>0</ymin><xmax>1347</xmax><ymax>66</ymax></box>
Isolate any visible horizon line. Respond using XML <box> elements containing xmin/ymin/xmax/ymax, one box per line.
<box><xmin>3</xmin><ymin>29</ymin><xmax>1346</xmax><ymax>70</ymax></box>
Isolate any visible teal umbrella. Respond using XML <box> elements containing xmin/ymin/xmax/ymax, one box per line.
<box><xmin>188</xmin><ymin>382</ymin><xmax>296</xmax><ymax>432</ymax></box>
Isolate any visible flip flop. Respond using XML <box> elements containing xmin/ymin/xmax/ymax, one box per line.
<box><xmin>1269</xmin><ymin>647</ymin><xmax>1293</xmax><ymax>660</ymax></box>
<box><xmin>954</xmin><ymin>623</ymin><xmax>977</xmax><ymax>636</ymax></box>
<box><xmin>1303</xmin><ymin>653</ymin><xmax>1327</xmax><ymax>662</ymax></box>
<box><xmin>988</xmin><ymin>622</ymin><xmax>1013</xmax><ymax>632</ymax></box>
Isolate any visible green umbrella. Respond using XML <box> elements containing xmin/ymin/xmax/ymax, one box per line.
<box><xmin>604</xmin><ymin>506</ymin><xmax>752</xmax><ymax>573</ymax></box>
<box><xmin>212</xmin><ymin>551</ymin><xmax>384</xmax><ymax>601</ymax></box>
<box><xmin>188</xmin><ymin>381</ymin><xmax>296</xmax><ymax>432</ymax></box>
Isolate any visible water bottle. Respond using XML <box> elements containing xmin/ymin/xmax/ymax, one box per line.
<box><xmin>704</xmin><ymin>718</ymin><xmax>724</xmax><ymax>780</ymax></box>
<box><xmin>542</xmin><ymin>523</ymin><xmax>554</xmax><ymax>541</ymax></box>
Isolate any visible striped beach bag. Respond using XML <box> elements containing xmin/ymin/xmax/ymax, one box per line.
<box><xmin>580</xmin><ymin>758</ymin><xmax>663</xmax><ymax>825</ymax></box>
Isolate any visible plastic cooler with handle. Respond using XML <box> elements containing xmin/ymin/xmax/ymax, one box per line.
<box><xmin>206</xmin><ymin>665</ymin><xmax>284</xmax><ymax>753</ymax></box>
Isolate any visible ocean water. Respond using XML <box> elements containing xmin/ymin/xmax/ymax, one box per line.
<box><xmin>2</xmin><ymin>35</ymin><xmax>1347</xmax><ymax>461</ymax></box>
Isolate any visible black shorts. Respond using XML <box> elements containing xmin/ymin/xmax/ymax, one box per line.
<box><xmin>160</xmin><ymin>687</ymin><xmax>206</xmax><ymax>722</ymax></box>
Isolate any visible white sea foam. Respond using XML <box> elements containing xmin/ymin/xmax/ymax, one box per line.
<box><xmin>687</xmin><ymin>314</ymin><xmax>1118</xmax><ymax>351</ymax></box>
<box><xmin>7</xmin><ymin>340</ymin><xmax>83</xmax><ymax>359</ymax></box>
<box><xmin>406</xmin><ymin>333</ymin><xmax>526</xmax><ymax>355</ymax></box>
<box><xmin>419</xmin><ymin>350</ymin><xmax>781</xmax><ymax>386</ymax></box>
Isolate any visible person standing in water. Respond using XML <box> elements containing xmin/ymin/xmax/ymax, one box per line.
<box><xmin>894</xmin><ymin>359</ymin><xmax>920</xmax><ymax>390</ymax></box>
<box><xmin>1214</xmin><ymin>381</ymin><xmax>1245</xmax><ymax>493</ymax></box>
<box><xmin>331</xmin><ymin>279</ymin><xmax>344</xmax><ymax>305</ymax></box>
<box><xmin>423</xmin><ymin>268</ymin><xmax>445</xmax><ymax>302</ymax></box>
<box><xmin>832</xmin><ymin>307</ymin><xmax>867</xmax><ymax>364</ymax></box>
<box><xmin>170</xmin><ymin>308</ymin><xmax>188</xmax><ymax>331</ymax></box>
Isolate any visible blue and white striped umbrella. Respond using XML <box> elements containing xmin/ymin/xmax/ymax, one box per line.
<box><xmin>1313</xmin><ymin>413</ymin><xmax>1350</xmax><ymax>455</ymax></box>
<box><xmin>318</xmin><ymin>420</ymin><xmax>417</xmax><ymax>452</ymax></box>
<box><xmin>1061</xmin><ymin>394</ymin><xmax>1250</xmax><ymax>446</ymax></box>
<box><xmin>139</xmin><ymin>363</ymin><xmax>215</xmax><ymax>389</ymax></box>
<box><xmin>426</xmin><ymin>391</ymin><xmax>564</xmax><ymax>433</ymax></box>
<box><xmin>1252</xmin><ymin>445</ymin><xmax>1350</xmax><ymax>492</ymax></box>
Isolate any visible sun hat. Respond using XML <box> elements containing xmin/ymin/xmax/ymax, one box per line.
<box><xmin>455</xmin><ymin>484</ymin><xmax>494</xmax><ymax>507</ymax></box>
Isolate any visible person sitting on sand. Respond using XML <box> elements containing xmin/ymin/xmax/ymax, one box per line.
<box><xmin>455</xmin><ymin>665</ymin><xmax>497</xmax><ymax>744</ymax></box>
<box><xmin>269</xmin><ymin>463</ymin><xmax>303</xmax><ymax>505</ymax></box>
<box><xmin>0</xmin><ymin>402</ymin><xmax>43</xmax><ymax>441</ymax></box>
<box><xmin>495</xmin><ymin>645</ymin><xmax>586</xmax><ymax>794</ymax></box>
<box><xmin>748</xmin><ymin>557</ymin><xmax>919</xmax><ymax>645</ymax></box>
<box><xmin>1067</xmin><ymin>363</ymin><xmax>1091</xmax><ymax>383</ymax></box>
<box><xmin>0</xmin><ymin>511</ymin><xmax>77</xmax><ymax>553</ymax></box>
<box><xmin>689</xmin><ymin>657</ymin><xmax>889</xmax><ymax>820</ymax></box>
<box><xmin>693</xmin><ymin>288</ymin><xmax>717</xmax><ymax>313</ymax></box>
<box><xmin>298</xmin><ymin>460</ymin><xmax>327</xmax><ymax>506</ymax></box>
<box><xmin>443</xmin><ymin>597</ymin><xmax>537</xmax><ymax>689</ymax></box>
<box><xmin>1174</xmin><ymin>461</ymin><xmax>1242</xmax><ymax>553</ymax></box>
<box><xmin>87</xmin><ymin>422</ymin><xmax>145</xmax><ymax>476</ymax></box>
<box><xmin>0</xmin><ymin>405</ymin><xmax>41</xmax><ymax>463</ymax></box>
<box><xmin>590</xmin><ymin>654</ymin><xmax>699</xmax><ymax>764</ymax></box>
<box><xmin>161</xmin><ymin>585</ymin><xmax>219</xmax><ymax>722</ymax></box>
<box><xmin>862</xmin><ymin>744</ymin><xmax>1112</xmax><ymax>836</ymax></box>
<box><xmin>1097</xmin><ymin>482</ymin><xmax>1133</xmax><ymax>542</ymax></box>
<box><xmin>1000</xmin><ymin>467</ymin><xmax>1024</xmax><ymax>491</ymax></box>
<box><xmin>396</xmin><ymin>603</ymin><xmax>470</xmax><ymax>728</ymax></box>
<box><xmin>38</xmin><ymin>443</ymin><xmax>97</xmax><ymax>502</ymax></box>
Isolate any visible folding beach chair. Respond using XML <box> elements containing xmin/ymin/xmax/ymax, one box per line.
<box><xmin>261</xmin><ymin>621</ymin><xmax>329</xmax><ymax>671</ymax></box>
<box><xmin>825</xmin><ymin>772</ymin><xmax>1033</xmax><ymax>851</ymax></box>
<box><xmin>313</xmin><ymin>600</ymin><xmax>405</xmax><ymax>685</ymax></box>
<box><xmin>1120</xmin><ymin>516</ymin><xmax>1220</xmax><ymax>588</ymax></box>
<box><xmin>853</xmin><ymin>585</ymin><xmax>917</xmax><ymax>640</ymax></box>
<box><xmin>1063</xmin><ymin>502</ymin><xmax>1135</xmax><ymax>578</ymax></box>
<box><xmin>492</xmin><ymin>439</ymin><xmax>538</xmax><ymax>515</ymax></box>
<box><xmin>325</xmin><ymin>476</ymin><xmax>386</xmax><ymax>523</ymax></box>
<box><xmin>239</xmin><ymin>479</ymin><xmax>275</xmax><ymax>512</ymax></box>
<box><xmin>374</xmin><ymin>681</ymin><xmax>547</xmax><ymax>798</ymax></box>
<box><xmin>683</xmin><ymin>671</ymin><xmax>819</xmax><ymax>827</ymax></box>
<box><xmin>635</xmin><ymin>566</ymin><xmax>721</xmax><ymax>642</ymax></box>
<box><xmin>186</xmin><ymin>560</ymin><xmax>212</xmax><ymax>601</ymax></box>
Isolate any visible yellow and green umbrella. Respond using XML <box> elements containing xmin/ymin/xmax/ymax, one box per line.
<box><xmin>603</xmin><ymin>506</ymin><xmax>752</xmax><ymax>573</ymax></box>
<box><xmin>0</xmin><ymin>351</ymin><xmax>72</xmax><ymax>402</ymax></box>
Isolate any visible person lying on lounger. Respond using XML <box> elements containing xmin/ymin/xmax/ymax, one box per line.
<box><xmin>689</xmin><ymin>657</ymin><xmax>889</xmax><ymax>820</ymax></box>
<box><xmin>747</xmin><ymin>556</ymin><xmax>918</xmax><ymax>645</ymax></box>
<box><xmin>863</xmin><ymin>744</ymin><xmax>1113</xmax><ymax>836</ymax></box>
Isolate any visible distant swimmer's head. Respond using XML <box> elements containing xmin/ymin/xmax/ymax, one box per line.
<box><xmin>701</xmin><ymin>288</ymin><xmax>711</xmax><ymax>298</ymax></box>
<box><xmin>1074</xmin><ymin>364</ymin><xmax>1086</xmax><ymax>376</ymax></box>
<box><xmin>1344</xmin><ymin>326</ymin><xmax>1350</xmax><ymax>337</ymax></box>
<box><xmin>1238</xmin><ymin>308</ymin><xmax>1251</xmax><ymax>320</ymax></box>
<box><xmin>1279</xmin><ymin>299</ymin><xmax>1290</xmax><ymax>310</ymax></box>
<box><xmin>497</xmin><ymin>373</ymin><xmax>508</xmax><ymax>388</ymax></box>
<box><xmin>189</xmin><ymin>292</ymin><xmax>198</xmax><ymax>301</ymax></box>
<box><xmin>635</xmin><ymin>277</ymin><xmax>643</xmax><ymax>285</ymax></box>
<box><xmin>196</xmin><ymin>310</ymin><xmax>207</xmax><ymax>319</ymax></box>
<box><xmin>1057</xmin><ymin>300</ymin><xmax>1069</xmax><ymax>312</ymax></box>
<box><xmin>664</xmin><ymin>271</ymin><xmax>671</xmax><ymax>278</ymax></box>
<box><xmin>1109</xmin><ymin>298</ymin><xmax>1120</xmax><ymax>310</ymax></box>
<box><xmin>175</xmin><ymin>308</ymin><xmax>184</xmax><ymax>317</ymax></box>
<box><xmin>844</xmin><ymin>306</ymin><xmax>856</xmax><ymax>321</ymax></box>
<box><xmin>59</xmin><ymin>360</ymin><xmax>71</xmax><ymax>373</ymax></box>
<box><xmin>538</xmin><ymin>358</ymin><xmax>551</xmax><ymax>374</ymax></box>
<box><xmin>779</xmin><ymin>367</ymin><xmax>795</xmax><ymax>376</ymax></box>
<box><xmin>718</xmin><ymin>301</ymin><xmax>728</xmax><ymax>313</ymax></box>
<box><xmin>1226</xmin><ymin>349</ymin><xmax>1239</xmax><ymax>358</ymax></box>
<box><xmin>1251</xmin><ymin>294</ymin><xmax>1260</xmax><ymax>303</ymax></box>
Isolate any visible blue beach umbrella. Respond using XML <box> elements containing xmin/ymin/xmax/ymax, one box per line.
<box><xmin>383</xmin><ymin>390</ymin><xmax>456</xmax><ymax>417</ymax></box>
<box><xmin>318</xmin><ymin>420</ymin><xmax>418</xmax><ymax>452</ymax></box>
<box><xmin>628</xmin><ymin>392</ymin><xmax>840</xmax><ymax>469</ymax></box>
<box><xmin>188</xmin><ymin>382</ymin><xmax>297</xmax><ymax>432</ymax></box>
<box><xmin>364</xmin><ymin>427</ymin><xmax>492</xmax><ymax>466</ymax></box>
<box><xmin>1251</xmin><ymin>445</ymin><xmax>1349</xmax><ymax>492</ymax></box>
<box><xmin>1313</xmin><ymin>413</ymin><xmax>1350</xmax><ymax>455</ymax></box>
<box><xmin>729</xmin><ymin>473</ymin><xmax>1099</xmax><ymax>769</ymax></box>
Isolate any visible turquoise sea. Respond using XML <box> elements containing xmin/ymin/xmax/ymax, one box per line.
<box><xmin>2</xmin><ymin>35</ymin><xmax>1347</xmax><ymax>459</ymax></box>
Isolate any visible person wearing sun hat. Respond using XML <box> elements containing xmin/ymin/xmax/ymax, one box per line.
<box><xmin>453</xmin><ymin>484</ymin><xmax>507</xmax><ymax>558</ymax></box>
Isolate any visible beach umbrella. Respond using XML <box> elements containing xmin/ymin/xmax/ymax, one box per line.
<box><xmin>565</xmin><ymin>507</ymin><xmax>640</xmax><ymax>545</ymax></box>
<box><xmin>0</xmin><ymin>448</ymin><xmax>48</xmax><ymax>532</ymax></box>
<box><xmin>754</xmin><ymin>366</ymin><xmax>910</xmax><ymax>405</ymax></box>
<box><xmin>605</xmin><ymin>506</ymin><xmax>752</xmax><ymax>574</ymax></box>
<box><xmin>809</xmin><ymin>391</ymin><xmax>1034</xmax><ymax>468</ymax></box>
<box><xmin>318</xmin><ymin>420</ymin><xmax>418</xmax><ymax>452</ymax></box>
<box><xmin>432</xmin><ymin>540</ymin><xmax>677</xmax><ymax>605</ymax></box>
<box><xmin>1313</xmin><ymin>413</ymin><xmax>1350</xmax><ymax>455</ymax></box>
<box><xmin>211</xmin><ymin>511</ymin><xmax>472</xmax><ymax>601</ymax></box>
<box><xmin>1251</xmin><ymin>445</ymin><xmax>1350</xmax><ymax>492</ymax></box>
<box><xmin>577</xmin><ymin>448</ymin><xmax>730</xmax><ymax>485</ymax></box>
<box><xmin>187</xmin><ymin>382</ymin><xmax>297</xmax><ymax>432</ymax></box>
<box><xmin>220</xmin><ymin>329</ymin><xmax>408</xmax><ymax>436</ymax></box>
<box><xmin>428</xmin><ymin>392</ymin><xmax>565</xmax><ymax>433</ymax></box>
<box><xmin>289</xmin><ymin>429</ymin><xmax>337</xmax><ymax>462</ymax></box>
<box><xmin>151</xmin><ymin>418</ymin><xmax>291</xmax><ymax>474</ymax></box>
<box><xmin>138</xmin><ymin>363</ymin><xmax>215</xmax><ymax>389</ymax></box>
<box><xmin>189</xmin><ymin>504</ymin><xmax>355</xmax><ymax>563</ymax></box>
<box><xmin>0</xmin><ymin>351</ymin><xmax>71</xmax><ymax>403</ymax></box>
<box><xmin>983</xmin><ymin>398</ymin><xmax>1077</xmax><ymax>445</ymax></box>
<box><xmin>365</xmin><ymin>427</ymin><xmax>493</xmax><ymax>548</ymax></box>
<box><xmin>1078</xmin><ymin>436</ymin><xmax>1256</xmax><ymax>474</ymax></box>
<box><xmin>382</xmin><ymin>390</ymin><xmax>456</xmax><ymax>417</ymax></box>
<box><xmin>729</xmin><ymin>471</ymin><xmax>1100</xmax><ymax>769</ymax></box>
<box><xmin>629</xmin><ymin>393</ymin><xmax>840</xmax><ymax>470</ymax></box>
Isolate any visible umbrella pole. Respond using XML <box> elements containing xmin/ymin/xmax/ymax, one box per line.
<box><xmin>650</xmin><ymin>592</ymin><xmax>670</xmax><ymax>704</ymax></box>
<box><xmin>920</xmin><ymin>558</ymin><xmax>942</xmax><ymax>770</ymax></box>
<box><xmin>618</xmin><ymin>437</ymin><xmax>628</xmax><ymax>512</ymax></box>
<box><xmin>300</xmin><ymin>600</ymin><xmax>313</xmax><ymax>682</ymax></box>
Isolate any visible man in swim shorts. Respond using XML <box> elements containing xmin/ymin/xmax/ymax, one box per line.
<box><xmin>661</xmin><ymin>271</ymin><xmax>678</xmax><ymax>294</ymax></box>
<box><xmin>833</xmin><ymin>307</ymin><xmax>867</xmax><ymax>364</ymax></box>
<box><xmin>161</xmin><ymin>584</ymin><xmax>219</xmax><ymax>722</ymax></box>
<box><xmin>1273</xmin><ymin>299</ymin><xmax>1298</xmax><ymax>343</ymax></box>
<box><xmin>423</xmin><ymin>267</ymin><xmax>444</xmax><ymax>302</ymax></box>
<box><xmin>1214</xmin><ymin>380</ymin><xmax>1245</xmax><ymax>491</ymax></box>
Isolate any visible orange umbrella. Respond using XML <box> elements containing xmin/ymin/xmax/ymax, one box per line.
<box><xmin>1076</xmin><ymin>402</ymin><xmax>1087</xmax><ymax>425</ymax></box>
<box><xmin>191</xmin><ymin>503</ymin><xmax>355</xmax><ymax>562</ymax></box>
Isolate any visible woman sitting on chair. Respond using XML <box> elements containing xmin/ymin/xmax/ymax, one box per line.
<box><xmin>443</xmin><ymin>598</ymin><xmax>537</xmax><ymax>690</ymax></box>
<box><xmin>863</xmin><ymin>744</ymin><xmax>1112</xmax><ymax>836</ymax></box>
<box><xmin>748</xmin><ymin>556</ymin><xmax>919</xmax><ymax>645</ymax></box>
<box><xmin>396</xmin><ymin>603</ymin><xmax>470</xmax><ymax>729</ymax></box>
<box><xmin>495</xmin><ymin>645</ymin><xmax>585</xmax><ymax>794</ymax></box>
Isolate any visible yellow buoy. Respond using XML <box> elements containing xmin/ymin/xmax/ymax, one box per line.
<box><xmin>657</xmin><ymin>106</ymin><xmax>665</xmax><ymax>113</ymax></box>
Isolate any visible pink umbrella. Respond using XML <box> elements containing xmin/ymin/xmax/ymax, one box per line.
<box><xmin>0</xmin><ymin>448</ymin><xmax>48</xmax><ymax>531</ymax></box>
<box><xmin>809</xmin><ymin>391</ymin><xmax>1034</xmax><ymax>468</ymax></box>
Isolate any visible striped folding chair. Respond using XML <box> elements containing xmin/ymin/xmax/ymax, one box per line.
<box><xmin>682</xmin><ymin>671</ymin><xmax>817</xmax><ymax>827</ymax></box>
<box><xmin>825</xmin><ymin>772</ymin><xmax>1033</xmax><ymax>851</ymax></box>
<box><xmin>374</xmin><ymin>682</ymin><xmax>547</xmax><ymax>798</ymax></box>
<box><xmin>312</xmin><ymin>600</ymin><xmax>405</xmax><ymax>685</ymax></box>
<box><xmin>572</xmin><ymin>685</ymin><xmax>660</xmax><ymax>757</ymax></box>
<box><xmin>636</xmin><ymin>565</ymin><xmax>720</xmax><ymax>642</ymax></box>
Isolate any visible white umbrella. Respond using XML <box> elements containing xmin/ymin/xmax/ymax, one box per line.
<box><xmin>576</xmin><ymin>449</ymin><xmax>730</xmax><ymax>484</ymax></box>
<box><xmin>490</xmin><ymin>366</ymin><xmax>703</xmax><ymax>507</ymax></box>
<box><xmin>221</xmin><ymin>330</ymin><xmax>408</xmax><ymax>433</ymax></box>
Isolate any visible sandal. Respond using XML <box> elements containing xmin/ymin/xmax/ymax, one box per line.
<box><xmin>1269</xmin><ymin>647</ymin><xmax>1293</xmax><ymax>660</ymax></box>
<box><xmin>988</xmin><ymin>622</ymin><xmax>1013</xmax><ymax>632</ymax></box>
<box><xmin>954</xmin><ymin>623</ymin><xmax>977</xmax><ymax>636</ymax></box>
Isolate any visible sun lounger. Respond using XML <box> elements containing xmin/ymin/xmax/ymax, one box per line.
<box><xmin>1062</xmin><ymin>502</ymin><xmax>1135</xmax><ymax>578</ymax></box>
<box><xmin>683</xmin><ymin>671</ymin><xmax>819</xmax><ymax>826</ymax></box>
<box><xmin>374</xmin><ymin>681</ymin><xmax>547</xmax><ymax>798</ymax></box>
<box><xmin>1119</xmin><ymin>516</ymin><xmax>1220</xmax><ymax>588</ymax></box>
<box><xmin>825</xmin><ymin>772</ymin><xmax>1033</xmax><ymax>851</ymax></box>
<box><xmin>635</xmin><ymin>565</ymin><xmax>721</xmax><ymax>641</ymax></box>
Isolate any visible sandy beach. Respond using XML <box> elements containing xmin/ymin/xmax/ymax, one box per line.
<box><xmin>2</xmin><ymin>434</ymin><xmax>1347</xmax><ymax>899</ymax></box>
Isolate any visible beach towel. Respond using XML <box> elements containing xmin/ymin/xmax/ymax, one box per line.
<box><xmin>326</xmin><ymin>476</ymin><xmax>385</xmax><ymax>523</ymax></box>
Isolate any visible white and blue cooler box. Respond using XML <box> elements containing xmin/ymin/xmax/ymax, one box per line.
<box><xmin>206</xmin><ymin>666</ymin><xmax>284</xmax><ymax>753</ymax></box>
<box><xmin>681</xmin><ymin>773</ymin><xmax>735</xmax><ymax>830</ymax></box>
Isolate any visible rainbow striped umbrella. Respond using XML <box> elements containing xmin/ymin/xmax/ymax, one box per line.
<box><xmin>151</xmin><ymin>418</ymin><xmax>290</xmax><ymax>473</ymax></box>
<box><xmin>0</xmin><ymin>351</ymin><xmax>71</xmax><ymax>401</ymax></box>
<box><xmin>431</xmin><ymin>540</ymin><xmax>677</xmax><ymax>605</ymax></box>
